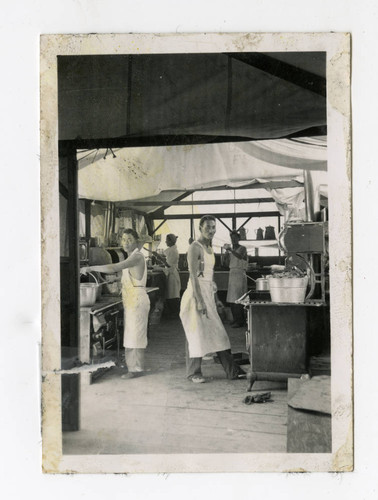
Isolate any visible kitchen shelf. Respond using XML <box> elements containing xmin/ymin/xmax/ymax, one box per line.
<box><xmin>240</xmin><ymin>239</ymin><xmax>278</xmax><ymax>248</ymax></box>
<box><xmin>247</xmin><ymin>300</ymin><xmax>325</xmax><ymax>307</ymax></box>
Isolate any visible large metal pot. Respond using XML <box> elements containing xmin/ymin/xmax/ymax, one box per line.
<box><xmin>255</xmin><ymin>276</ymin><xmax>270</xmax><ymax>291</ymax></box>
<box><xmin>80</xmin><ymin>283</ymin><xmax>98</xmax><ymax>306</ymax></box>
<box><xmin>268</xmin><ymin>275</ymin><xmax>309</xmax><ymax>303</ymax></box>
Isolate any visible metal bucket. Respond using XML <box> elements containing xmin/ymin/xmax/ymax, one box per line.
<box><xmin>80</xmin><ymin>271</ymin><xmax>103</xmax><ymax>306</ymax></box>
<box><xmin>80</xmin><ymin>283</ymin><xmax>98</xmax><ymax>306</ymax></box>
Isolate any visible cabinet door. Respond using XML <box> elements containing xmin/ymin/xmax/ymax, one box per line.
<box><xmin>251</xmin><ymin>306</ymin><xmax>307</xmax><ymax>374</ymax></box>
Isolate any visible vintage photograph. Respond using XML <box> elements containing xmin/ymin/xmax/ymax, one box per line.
<box><xmin>40</xmin><ymin>33</ymin><xmax>352</xmax><ymax>473</ymax></box>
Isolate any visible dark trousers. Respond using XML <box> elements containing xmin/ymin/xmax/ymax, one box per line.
<box><xmin>185</xmin><ymin>342</ymin><xmax>242</xmax><ymax>380</ymax></box>
<box><xmin>231</xmin><ymin>303</ymin><xmax>246</xmax><ymax>326</ymax></box>
<box><xmin>164</xmin><ymin>298</ymin><xmax>180</xmax><ymax>317</ymax></box>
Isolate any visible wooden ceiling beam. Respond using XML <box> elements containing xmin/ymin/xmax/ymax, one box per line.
<box><xmin>117</xmin><ymin>197</ymin><xmax>275</xmax><ymax>207</ymax></box>
<box><xmin>151</xmin><ymin>211</ymin><xmax>281</xmax><ymax>220</ymax></box>
<box><xmin>226</xmin><ymin>53</ymin><xmax>326</xmax><ymax>97</ymax></box>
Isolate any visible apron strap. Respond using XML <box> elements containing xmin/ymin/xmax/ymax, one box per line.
<box><xmin>192</xmin><ymin>241</ymin><xmax>205</xmax><ymax>277</ymax></box>
<box><xmin>128</xmin><ymin>250</ymin><xmax>146</xmax><ymax>287</ymax></box>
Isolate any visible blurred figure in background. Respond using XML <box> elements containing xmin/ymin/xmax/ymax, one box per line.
<box><xmin>222</xmin><ymin>230</ymin><xmax>248</xmax><ymax>327</ymax></box>
<box><xmin>163</xmin><ymin>233</ymin><xmax>181</xmax><ymax>317</ymax></box>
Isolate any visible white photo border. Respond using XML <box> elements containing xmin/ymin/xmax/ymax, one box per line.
<box><xmin>40</xmin><ymin>32</ymin><xmax>352</xmax><ymax>473</ymax></box>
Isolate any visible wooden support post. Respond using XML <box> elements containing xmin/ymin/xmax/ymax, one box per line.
<box><xmin>65</xmin><ymin>143</ymin><xmax>80</xmax><ymax>349</ymax></box>
<box><xmin>59</xmin><ymin>142</ymin><xmax>80</xmax><ymax>431</ymax></box>
<box><xmin>85</xmin><ymin>199</ymin><xmax>91</xmax><ymax>240</ymax></box>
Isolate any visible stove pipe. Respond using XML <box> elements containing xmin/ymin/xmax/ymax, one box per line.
<box><xmin>303</xmin><ymin>170</ymin><xmax>320</xmax><ymax>222</ymax></box>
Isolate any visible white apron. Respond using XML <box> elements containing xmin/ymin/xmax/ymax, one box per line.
<box><xmin>180</xmin><ymin>242</ymin><xmax>231</xmax><ymax>358</ymax></box>
<box><xmin>164</xmin><ymin>245</ymin><xmax>181</xmax><ymax>299</ymax></box>
<box><xmin>121</xmin><ymin>249</ymin><xmax>150</xmax><ymax>349</ymax></box>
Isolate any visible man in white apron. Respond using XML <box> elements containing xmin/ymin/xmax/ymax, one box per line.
<box><xmin>81</xmin><ymin>229</ymin><xmax>150</xmax><ymax>379</ymax></box>
<box><xmin>180</xmin><ymin>216</ymin><xmax>246</xmax><ymax>383</ymax></box>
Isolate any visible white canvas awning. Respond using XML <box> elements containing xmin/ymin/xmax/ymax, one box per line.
<box><xmin>78</xmin><ymin>136</ymin><xmax>327</xmax><ymax>203</ymax></box>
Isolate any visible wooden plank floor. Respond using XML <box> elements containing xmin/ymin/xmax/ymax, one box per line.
<box><xmin>63</xmin><ymin>317</ymin><xmax>288</xmax><ymax>454</ymax></box>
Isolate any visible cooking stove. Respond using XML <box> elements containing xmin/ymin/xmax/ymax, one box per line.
<box><xmin>79</xmin><ymin>296</ymin><xmax>124</xmax><ymax>383</ymax></box>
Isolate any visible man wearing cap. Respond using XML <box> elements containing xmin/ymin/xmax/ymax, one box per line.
<box><xmin>163</xmin><ymin>233</ymin><xmax>181</xmax><ymax>317</ymax></box>
<box><xmin>222</xmin><ymin>230</ymin><xmax>248</xmax><ymax>327</ymax></box>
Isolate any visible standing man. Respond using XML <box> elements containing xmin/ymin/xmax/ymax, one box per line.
<box><xmin>163</xmin><ymin>233</ymin><xmax>181</xmax><ymax>317</ymax></box>
<box><xmin>180</xmin><ymin>215</ymin><xmax>245</xmax><ymax>383</ymax></box>
<box><xmin>222</xmin><ymin>230</ymin><xmax>248</xmax><ymax>328</ymax></box>
<box><xmin>81</xmin><ymin>229</ymin><xmax>150</xmax><ymax>379</ymax></box>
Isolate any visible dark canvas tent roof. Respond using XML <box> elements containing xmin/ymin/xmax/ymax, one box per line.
<box><xmin>58</xmin><ymin>52</ymin><xmax>326</xmax><ymax>146</ymax></box>
<box><xmin>61</xmin><ymin>52</ymin><xmax>327</xmax><ymax>211</ymax></box>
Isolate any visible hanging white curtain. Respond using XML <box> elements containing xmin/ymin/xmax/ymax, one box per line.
<box><xmin>78</xmin><ymin>138</ymin><xmax>326</xmax><ymax>202</ymax></box>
